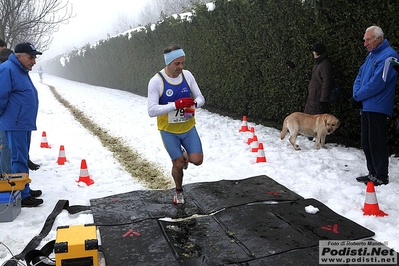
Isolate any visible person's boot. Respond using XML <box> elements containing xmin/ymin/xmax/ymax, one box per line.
<box><xmin>28</xmin><ymin>159</ymin><xmax>40</xmax><ymax>171</ymax></box>
<box><xmin>29</xmin><ymin>189</ymin><xmax>42</xmax><ymax>197</ymax></box>
<box><xmin>21</xmin><ymin>196</ymin><xmax>43</xmax><ymax>207</ymax></box>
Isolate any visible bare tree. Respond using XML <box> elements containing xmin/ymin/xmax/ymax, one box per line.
<box><xmin>162</xmin><ymin>0</ymin><xmax>205</xmax><ymax>15</ymax></box>
<box><xmin>136</xmin><ymin>1</ymin><xmax>160</xmax><ymax>26</ymax></box>
<box><xmin>113</xmin><ymin>13</ymin><xmax>138</xmax><ymax>35</ymax></box>
<box><xmin>137</xmin><ymin>0</ymin><xmax>206</xmax><ymax>26</ymax></box>
<box><xmin>0</xmin><ymin>0</ymin><xmax>74</xmax><ymax>51</ymax></box>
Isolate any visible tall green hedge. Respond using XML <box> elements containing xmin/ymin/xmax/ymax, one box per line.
<box><xmin>43</xmin><ymin>0</ymin><xmax>399</xmax><ymax>153</ymax></box>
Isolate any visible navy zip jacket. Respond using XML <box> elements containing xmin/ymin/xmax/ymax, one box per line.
<box><xmin>0</xmin><ymin>53</ymin><xmax>38</xmax><ymax>130</ymax></box>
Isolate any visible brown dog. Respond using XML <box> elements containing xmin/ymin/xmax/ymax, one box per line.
<box><xmin>280</xmin><ymin>112</ymin><xmax>340</xmax><ymax>150</ymax></box>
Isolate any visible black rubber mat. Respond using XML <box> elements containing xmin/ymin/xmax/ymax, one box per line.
<box><xmin>98</xmin><ymin>220</ymin><xmax>179</xmax><ymax>266</ymax></box>
<box><xmin>90</xmin><ymin>175</ymin><xmax>303</xmax><ymax>225</ymax></box>
<box><xmin>90</xmin><ymin>189</ymin><xmax>205</xmax><ymax>225</ymax></box>
<box><xmin>269</xmin><ymin>198</ymin><xmax>375</xmax><ymax>241</ymax></box>
<box><xmin>213</xmin><ymin>199</ymin><xmax>375</xmax><ymax>258</ymax></box>
<box><xmin>159</xmin><ymin>215</ymin><xmax>250</xmax><ymax>265</ymax></box>
<box><xmin>246</xmin><ymin>246</ymin><xmax>320</xmax><ymax>265</ymax></box>
<box><xmin>183</xmin><ymin>175</ymin><xmax>304</xmax><ymax>213</ymax></box>
<box><xmin>90</xmin><ymin>175</ymin><xmax>376</xmax><ymax>265</ymax></box>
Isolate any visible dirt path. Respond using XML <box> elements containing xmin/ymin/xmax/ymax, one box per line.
<box><xmin>48</xmin><ymin>84</ymin><xmax>173</xmax><ymax>189</ymax></box>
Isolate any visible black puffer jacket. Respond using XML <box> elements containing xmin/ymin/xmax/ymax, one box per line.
<box><xmin>304</xmin><ymin>53</ymin><xmax>333</xmax><ymax>114</ymax></box>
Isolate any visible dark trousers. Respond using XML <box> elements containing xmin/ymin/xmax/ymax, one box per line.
<box><xmin>361</xmin><ymin>112</ymin><xmax>389</xmax><ymax>180</ymax></box>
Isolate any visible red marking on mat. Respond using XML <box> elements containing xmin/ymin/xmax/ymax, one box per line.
<box><xmin>321</xmin><ymin>224</ymin><xmax>339</xmax><ymax>234</ymax></box>
<box><xmin>265</xmin><ymin>191</ymin><xmax>279</xmax><ymax>196</ymax></box>
<box><xmin>110</xmin><ymin>198</ymin><xmax>123</xmax><ymax>202</ymax></box>
<box><xmin>122</xmin><ymin>229</ymin><xmax>141</xmax><ymax>237</ymax></box>
<box><xmin>122</xmin><ymin>229</ymin><xmax>133</xmax><ymax>237</ymax></box>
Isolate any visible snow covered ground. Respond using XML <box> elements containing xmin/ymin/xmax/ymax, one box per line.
<box><xmin>1</xmin><ymin>74</ymin><xmax>398</xmax><ymax>264</ymax></box>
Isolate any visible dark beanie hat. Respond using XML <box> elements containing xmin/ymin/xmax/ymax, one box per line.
<box><xmin>313</xmin><ymin>43</ymin><xmax>326</xmax><ymax>55</ymax></box>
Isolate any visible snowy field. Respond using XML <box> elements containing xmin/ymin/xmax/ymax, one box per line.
<box><xmin>1</xmin><ymin>74</ymin><xmax>398</xmax><ymax>264</ymax></box>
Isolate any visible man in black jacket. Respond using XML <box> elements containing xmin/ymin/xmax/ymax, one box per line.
<box><xmin>304</xmin><ymin>43</ymin><xmax>333</xmax><ymax>115</ymax></box>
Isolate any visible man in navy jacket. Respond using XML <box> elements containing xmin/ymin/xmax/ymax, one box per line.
<box><xmin>352</xmin><ymin>26</ymin><xmax>399</xmax><ymax>186</ymax></box>
<box><xmin>0</xmin><ymin>42</ymin><xmax>43</xmax><ymax>207</ymax></box>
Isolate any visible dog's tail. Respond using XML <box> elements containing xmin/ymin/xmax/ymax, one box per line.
<box><xmin>280</xmin><ymin>118</ymin><xmax>288</xmax><ymax>140</ymax></box>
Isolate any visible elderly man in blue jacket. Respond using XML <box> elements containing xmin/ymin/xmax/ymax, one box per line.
<box><xmin>0</xmin><ymin>42</ymin><xmax>43</xmax><ymax>207</ymax></box>
<box><xmin>352</xmin><ymin>26</ymin><xmax>399</xmax><ymax>186</ymax></box>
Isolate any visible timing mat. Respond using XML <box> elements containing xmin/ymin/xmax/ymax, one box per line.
<box><xmin>89</xmin><ymin>175</ymin><xmax>375</xmax><ymax>265</ymax></box>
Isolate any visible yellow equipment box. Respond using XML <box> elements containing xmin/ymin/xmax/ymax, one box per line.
<box><xmin>0</xmin><ymin>173</ymin><xmax>31</xmax><ymax>192</ymax></box>
<box><xmin>54</xmin><ymin>224</ymin><xmax>99</xmax><ymax>266</ymax></box>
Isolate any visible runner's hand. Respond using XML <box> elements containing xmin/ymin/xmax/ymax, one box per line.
<box><xmin>184</xmin><ymin>107</ymin><xmax>195</xmax><ymax>119</ymax></box>
<box><xmin>175</xmin><ymin>98</ymin><xmax>195</xmax><ymax>109</ymax></box>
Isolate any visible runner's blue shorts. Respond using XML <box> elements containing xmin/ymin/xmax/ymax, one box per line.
<box><xmin>160</xmin><ymin>127</ymin><xmax>202</xmax><ymax>160</ymax></box>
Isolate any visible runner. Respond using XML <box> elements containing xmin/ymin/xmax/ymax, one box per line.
<box><xmin>38</xmin><ymin>65</ymin><xmax>43</xmax><ymax>82</ymax></box>
<box><xmin>147</xmin><ymin>45</ymin><xmax>205</xmax><ymax>204</ymax></box>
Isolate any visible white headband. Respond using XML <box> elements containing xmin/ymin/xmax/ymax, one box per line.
<box><xmin>164</xmin><ymin>49</ymin><xmax>185</xmax><ymax>65</ymax></box>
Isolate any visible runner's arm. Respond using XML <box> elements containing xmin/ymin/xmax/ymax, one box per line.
<box><xmin>184</xmin><ymin>70</ymin><xmax>205</xmax><ymax>108</ymax></box>
<box><xmin>147</xmin><ymin>75</ymin><xmax>177</xmax><ymax>117</ymax></box>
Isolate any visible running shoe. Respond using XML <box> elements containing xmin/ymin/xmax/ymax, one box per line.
<box><xmin>173</xmin><ymin>192</ymin><xmax>185</xmax><ymax>204</ymax></box>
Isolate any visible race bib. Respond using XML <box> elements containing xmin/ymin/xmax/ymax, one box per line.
<box><xmin>168</xmin><ymin>108</ymin><xmax>188</xmax><ymax>123</ymax></box>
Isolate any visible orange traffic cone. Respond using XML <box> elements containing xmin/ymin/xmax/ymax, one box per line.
<box><xmin>251</xmin><ymin>135</ymin><xmax>259</xmax><ymax>152</ymax></box>
<box><xmin>239</xmin><ymin>116</ymin><xmax>250</xmax><ymax>132</ymax></box>
<box><xmin>247</xmin><ymin>127</ymin><xmax>255</xmax><ymax>145</ymax></box>
<box><xmin>363</xmin><ymin>182</ymin><xmax>388</xmax><ymax>217</ymax></box>
<box><xmin>40</xmin><ymin>131</ymin><xmax>50</xmax><ymax>148</ymax></box>
<box><xmin>256</xmin><ymin>143</ymin><xmax>267</xmax><ymax>163</ymax></box>
<box><xmin>77</xmin><ymin>159</ymin><xmax>94</xmax><ymax>186</ymax></box>
<box><xmin>57</xmin><ymin>145</ymin><xmax>67</xmax><ymax>165</ymax></box>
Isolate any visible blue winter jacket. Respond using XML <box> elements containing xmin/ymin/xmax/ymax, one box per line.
<box><xmin>0</xmin><ymin>53</ymin><xmax>38</xmax><ymax>130</ymax></box>
<box><xmin>353</xmin><ymin>39</ymin><xmax>399</xmax><ymax>116</ymax></box>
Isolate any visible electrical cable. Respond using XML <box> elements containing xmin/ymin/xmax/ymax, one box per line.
<box><xmin>31</xmin><ymin>256</ymin><xmax>56</xmax><ymax>266</ymax></box>
<box><xmin>0</xmin><ymin>173</ymin><xmax>18</xmax><ymax>218</ymax></box>
<box><xmin>0</xmin><ymin>241</ymin><xmax>25</xmax><ymax>266</ymax></box>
